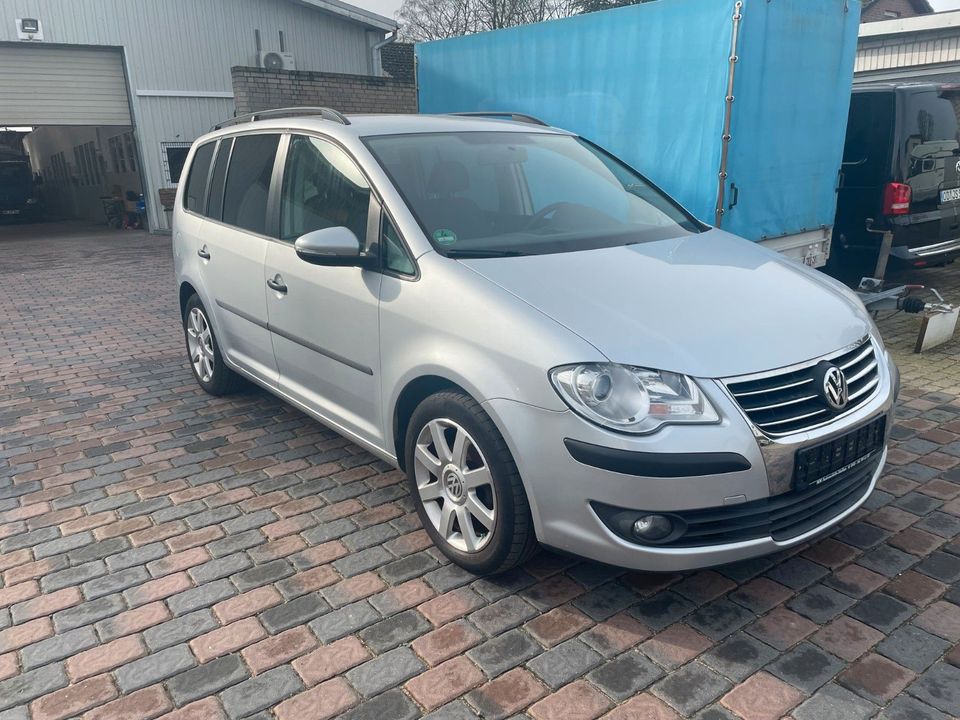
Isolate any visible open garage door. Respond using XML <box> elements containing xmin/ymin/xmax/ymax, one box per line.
<box><xmin>0</xmin><ymin>44</ymin><xmax>131</xmax><ymax>126</ymax></box>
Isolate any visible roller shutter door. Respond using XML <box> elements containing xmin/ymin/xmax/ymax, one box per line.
<box><xmin>0</xmin><ymin>44</ymin><xmax>131</xmax><ymax>126</ymax></box>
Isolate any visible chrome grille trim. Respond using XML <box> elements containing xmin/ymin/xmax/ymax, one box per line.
<box><xmin>723</xmin><ymin>338</ymin><xmax>881</xmax><ymax>438</ymax></box>
<box><xmin>839</xmin><ymin>345</ymin><xmax>873</xmax><ymax>369</ymax></box>
<box><xmin>734</xmin><ymin>377</ymin><xmax>814</xmax><ymax>398</ymax></box>
<box><xmin>846</xmin><ymin>360</ymin><xmax>878</xmax><ymax>385</ymax></box>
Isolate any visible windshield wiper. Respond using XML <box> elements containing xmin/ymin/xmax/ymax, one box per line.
<box><xmin>445</xmin><ymin>249</ymin><xmax>529</xmax><ymax>258</ymax></box>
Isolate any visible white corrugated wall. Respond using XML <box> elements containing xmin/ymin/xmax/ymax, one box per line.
<box><xmin>0</xmin><ymin>0</ymin><xmax>388</xmax><ymax>230</ymax></box>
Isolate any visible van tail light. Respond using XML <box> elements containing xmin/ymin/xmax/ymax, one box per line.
<box><xmin>883</xmin><ymin>183</ymin><xmax>911</xmax><ymax>216</ymax></box>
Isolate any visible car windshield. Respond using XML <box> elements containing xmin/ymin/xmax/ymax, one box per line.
<box><xmin>364</xmin><ymin>131</ymin><xmax>701</xmax><ymax>257</ymax></box>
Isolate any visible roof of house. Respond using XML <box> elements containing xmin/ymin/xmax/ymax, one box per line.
<box><xmin>862</xmin><ymin>0</ymin><xmax>935</xmax><ymax>14</ymax></box>
<box><xmin>289</xmin><ymin>0</ymin><xmax>396</xmax><ymax>32</ymax></box>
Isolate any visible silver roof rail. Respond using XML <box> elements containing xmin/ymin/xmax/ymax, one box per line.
<box><xmin>212</xmin><ymin>106</ymin><xmax>350</xmax><ymax>131</ymax></box>
<box><xmin>448</xmin><ymin>112</ymin><xmax>548</xmax><ymax>127</ymax></box>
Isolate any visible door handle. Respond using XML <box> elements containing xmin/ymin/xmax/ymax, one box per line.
<box><xmin>197</xmin><ymin>246</ymin><xmax>210</xmax><ymax>260</ymax></box>
<box><xmin>267</xmin><ymin>275</ymin><xmax>287</xmax><ymax>294</ymax></box>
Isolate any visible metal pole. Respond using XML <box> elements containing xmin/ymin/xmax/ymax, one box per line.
<box><xmin>715</xmin><ymin>1</ymin><xmax>743</xmax><ymax>228</ymax></box>
<box><xmin>873</xmin><ymin>230</ymin><xmax>895</xmax><ymax>282</ymax></box>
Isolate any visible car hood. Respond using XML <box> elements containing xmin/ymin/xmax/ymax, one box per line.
<box><xmin>459</xmin><ymin>229</ymin><xmax>872</xmax><ymax>379</ymax></box>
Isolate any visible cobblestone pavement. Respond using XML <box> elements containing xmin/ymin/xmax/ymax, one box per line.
<box><xmin>1</xmin><ymin>222</ymin><xmax>959</xmax><ymax>720</ymax></box>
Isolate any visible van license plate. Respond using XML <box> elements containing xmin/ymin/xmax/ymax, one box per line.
<box><xmin>1</xmin><ymin>210</ymin><xmax>19</xmax><ymax>215</ymax></box>
<box><xmin>941</xmin><ymin>188</ymin><xmax>960</xmax><ymax>203</ymax></box>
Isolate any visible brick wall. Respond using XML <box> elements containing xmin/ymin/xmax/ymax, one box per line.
<box><xmin>231</xmin><ymin>67</ymin><xmax>417</xmax><ymax>116</ymax></box>
<box><xmin>861</xmin><ymin>0</ymin><xmax>932</xmax><ymax>22</ymax></box>
<box><xmin>381</xmin><ymin>43</ymin><xmax>415</xmax><ymax>84</ymax></box>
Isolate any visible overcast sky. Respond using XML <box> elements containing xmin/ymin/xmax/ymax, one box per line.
<box><xmin>353</xmin><ymin>0</ymin><xmax>960</xmax><ymax>30</ymax></box>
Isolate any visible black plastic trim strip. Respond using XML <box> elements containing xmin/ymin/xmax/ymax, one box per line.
<box><xmin>215</xmin><ymin>299</ymin><xmax>373</xmax><ymax>376</ymax></box>
<box><xmin>564</xmin><ymin>438</ymin><xmax>751</xmax><ymax>478</ymax></box>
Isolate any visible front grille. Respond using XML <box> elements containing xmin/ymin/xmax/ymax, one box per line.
<box><xmin>592</xmin><ymin>450</ymin><xmax>881</xmax><ymax>549</ymax></box>
<box><xmin>724</xmin><ymin>339</ymin><xmax>880</xmax><ymax>437</ymax></box>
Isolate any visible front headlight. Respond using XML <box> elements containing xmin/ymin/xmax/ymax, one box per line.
<box><xmin>550</xmin><ymin>363</ymin><xmax>719</xmax><ymax>434</ymax></box>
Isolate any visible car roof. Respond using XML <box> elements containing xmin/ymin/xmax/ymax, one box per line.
<box><xmin>853</xmin><ymin>82</ymin><xmax>948</xmax><ymax>93</ymax></box>
<box><xmin>200</xmin><ymin>112</ymin><xmax>572</xmax><ymax>145</ymax></box>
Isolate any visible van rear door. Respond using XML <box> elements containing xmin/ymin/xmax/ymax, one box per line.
<box><xmin>900</xmin><ymin>88</ymin><xmax>960</xmax><ymax>244</ymax></box>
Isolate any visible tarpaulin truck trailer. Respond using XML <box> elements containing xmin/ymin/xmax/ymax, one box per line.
<box><xmin>415</xmin><ymin>0</ymin><xmax>860</xmax><ymax>268</ymax></box>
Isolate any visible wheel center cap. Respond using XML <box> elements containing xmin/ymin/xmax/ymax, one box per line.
<box><xmin>442</xmin><ymin>466</ymin><xmax>465</xmax><ymax>503</ymax></box>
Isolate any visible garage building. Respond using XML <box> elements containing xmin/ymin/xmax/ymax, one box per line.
<box><xmin>0</xmin><ymin>0</ymin><xmax>396</xmax><ymax>231</ymax></box>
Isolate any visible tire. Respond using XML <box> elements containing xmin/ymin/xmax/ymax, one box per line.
<box><xmin>183</xmin><ymin>294</ymin><xmax>242</xmax><ymax>396</ymax></box>
<box><xmin>404</xmin><ymin>390</ymin><xmax>538</xmax><ymax>575</ymax></box>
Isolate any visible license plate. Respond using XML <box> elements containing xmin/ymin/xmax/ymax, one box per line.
<box><xmin>941</xmin><ymin>188</ymin><xmax>960</xmax><ymax>203</ymax></box>
<box><xmin>794</xmin><ymin>417</ymin><xmax>886</xmax><ymax>490</ymax></box>
<box><xmin>1</xmin><ymin>210</ymin><xmax>20</xmax><ymax>215</ymax></box>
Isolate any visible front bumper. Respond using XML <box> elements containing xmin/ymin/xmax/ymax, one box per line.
<box><xmin>485</xmin><ymin>351</ymin><xmax>897</xmax><ymax>572</ymax></box>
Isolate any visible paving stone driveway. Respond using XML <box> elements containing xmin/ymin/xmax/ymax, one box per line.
<box><xmin>1</xmin><ymin>222</ymin><xmax>959</xmax><ymax>720</ymax></box>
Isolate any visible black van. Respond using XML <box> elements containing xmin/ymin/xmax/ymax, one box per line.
<box><xmin>0</xmin><ymin>156</ymin><xmax>39</xmax><ymax>221</ymax></box>
<box><xmin>831</xmin><ymin>83</ymin><xmax>960</xmax><ymax>281</ymax></box>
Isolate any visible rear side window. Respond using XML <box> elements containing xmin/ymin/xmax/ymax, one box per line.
<box><xmin>222</xmin><ymin>134</ymin><xmax>281</xmax><ymax>235</ymax></box>
<box><xmin>183</xmin><ymin>142</ymin><xmax>215</xmax><ymax>213</ymax></box>
<box><xmin>206</xmin><ymin>138</ymin><xmax>233</xmax><ymax>221</ymax></box>
<box><xmin>842</xmin><ymin>93</ymin><xmax>895</xmax><ymax>187</ymax></box>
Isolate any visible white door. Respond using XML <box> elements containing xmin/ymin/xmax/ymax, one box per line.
<box><xmin>265</xmin><ymin>134</ymin><xmax>383</xmax><ymax>447</ymax></box>
<box><xmin>0</xmin><ymin>45</ymin><xmax>131</xmax><ymax>125</ymax></box>
<box><xmin>197</xmin><ymin>134</ymin><xmax>281</xmax><ymax>386</ymax></box>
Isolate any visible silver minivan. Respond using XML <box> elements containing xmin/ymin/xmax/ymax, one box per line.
<box><xmin>173</xmin><ymin>109</ymin><xmax>898</xmax><ymax>575</ymax></box>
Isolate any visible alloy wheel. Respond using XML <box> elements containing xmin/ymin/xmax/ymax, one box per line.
<box><xmin>186</xmin><ymin>307</ymin><xmax>215</xmax><ymax>383</ymax></box>
<box><xmin>414</xmin><ymin>418</ymin><xmax>496</xmax><ymax>553</ymax></box>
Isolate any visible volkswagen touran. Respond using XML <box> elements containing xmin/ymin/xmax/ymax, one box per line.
<box><xmin>173</xmin><ymin>110</ymin><xmax>898</xmax><ymax>574</ymax></box>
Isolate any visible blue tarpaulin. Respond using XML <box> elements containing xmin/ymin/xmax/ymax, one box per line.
<box><xmin>416</xmin><ymin>0</ymin><xmax>859</xmax><ymax>243</ymax></box>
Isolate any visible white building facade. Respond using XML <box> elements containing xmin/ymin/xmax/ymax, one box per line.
<box><xmin>0</xmin><ymin>0</ymin><xmax>395</xmax><ymax>230</ymax></box>
<box><xmin>857</xmin><ymin>10</ymin><xmax>960</xmax><ymax>83</ymax></box>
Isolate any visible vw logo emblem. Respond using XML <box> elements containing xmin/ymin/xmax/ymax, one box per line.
<box><xmin>822</xmin><ymin>365</ymin><xmax>849</xmax><ymax>411</ymax></box>
<box><xmin>443</xmin><ymin>469</ymin><xmax>465</xmax><ymax>501</ymax></box>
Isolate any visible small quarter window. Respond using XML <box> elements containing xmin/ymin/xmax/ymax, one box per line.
<box><xmin>382</xmin><ymin>216</ymin><xmax>415</xmax><ymax>276</ymax></box>
<box><xmin>184</xmin><ymin>142</ymin><xmax>215</xmax><ymax>213</ymax></box>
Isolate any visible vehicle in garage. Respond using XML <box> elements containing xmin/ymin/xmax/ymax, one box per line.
<box><xmin>831</xmin><ymin>83</ymin><xmax>960</xmax><ymax>281</ymax></box>
<box><xmin>173</xmin><ymin>110</ymin><xmax>899</xmax><ymax>575</ymax></box>
<box><xmin>0</xmin><ymin>150</ymin><xmax>40</xmax><ymax>221</ymax></box>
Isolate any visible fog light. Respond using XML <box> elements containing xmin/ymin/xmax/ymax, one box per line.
<box><xmin>632</xmin><ymin>514</ymin><xmax>673</xmax><ymax>541</ymax></box>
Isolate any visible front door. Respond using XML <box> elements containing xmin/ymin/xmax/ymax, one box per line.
<box><xmin>265</xmin><ymin>134</ymin><xmax>383</xmax><ymax>448</ymax></box>
<box><xmin>198</xmin><ymin>133</ymin><xmax>282</xmax><ymax>386</ymax></box>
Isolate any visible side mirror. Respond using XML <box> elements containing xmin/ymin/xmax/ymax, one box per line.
<box><xmin>294</xmin><ymin>227</ymin><xmax>376</xmax><ymax>268</ymax></box>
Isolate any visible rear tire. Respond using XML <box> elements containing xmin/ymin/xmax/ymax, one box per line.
<box><xmin>183</xmin><ymin>294</ymin><xmax>242</xmax><ymax>396</ymax></box>
<box><xmin>405</xmin><ymin>390</ymin><xmax>538</xmax><ymax>575</ymax></box>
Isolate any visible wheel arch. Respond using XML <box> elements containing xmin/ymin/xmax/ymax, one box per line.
<box><xmin>392</xmin><ymin>375</ymin><xmax>464</xmax><ymax>471</ymax></box>
<box><xmin>178</xmin><ymin>280</ymin><xmax>197</xmax><ymax>319</ymax></box>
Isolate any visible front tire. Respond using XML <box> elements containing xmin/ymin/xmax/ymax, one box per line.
<box><xmin>405</xmin><ymin>390</ymin><xmax>538</xmax><ymax>575</ymax></box>
<box><xmin>183</xmin><ymin>294</ymin><xmax>241</xmax><ymax>396</ymax></box>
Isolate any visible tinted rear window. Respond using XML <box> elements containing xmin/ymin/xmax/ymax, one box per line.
<box><xmin>903</xmin><ymin>89</ymin><xmax>960</xmax><ymax>210</ymax></box>
<box><xmin>222</xmin><ymin>134</ymin><xmax>280</xmax><ymax>235</ymax></box>
<box><xmin>184</xmin><ymin>142</ymin><xmax>215</xmax><ymax>213</ymax></box>
<box><xmin>206</xmin><ymin>138</ymin><xmax>232</xmax><ymax>221</ymax></box>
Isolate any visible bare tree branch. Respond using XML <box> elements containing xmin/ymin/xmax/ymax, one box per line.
<box><xmin>397</xmin><ymin>0</ymin><xmax>584</xmax><ymax>40</ymax></box>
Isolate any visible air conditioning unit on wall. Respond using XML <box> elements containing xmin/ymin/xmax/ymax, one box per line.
<box><xmin>258</xmin><ymin>51</ymin><xmax>296</xmax><ymax>71</ymax></box>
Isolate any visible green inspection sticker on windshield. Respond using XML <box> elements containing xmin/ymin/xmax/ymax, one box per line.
<box><xmin>433</xmin><ymin>229</ymin><xmax>457</xmax><ymax>245</ymax></box>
